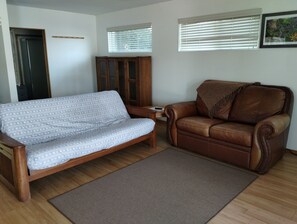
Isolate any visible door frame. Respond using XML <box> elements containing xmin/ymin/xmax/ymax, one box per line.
<box><xmin>10</xmin><ymin>27</ymin><xmax>52</xmax><ymax>98</ymax></box>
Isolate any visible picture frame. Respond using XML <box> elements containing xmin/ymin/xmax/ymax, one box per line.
<box><xmin>260</xmin><ymin>10</ymin><xmax>297</xmax><ymax>48</ymax></box>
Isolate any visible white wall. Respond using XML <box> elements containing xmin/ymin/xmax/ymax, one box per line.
<box><xmin>8</xmin><ymin>5</ymin><xmax>98</xmax><ymax>97</ymax></box>
<box><xmin>0</xmin><ymin>28</ymin><xmax>10</xmax><ymax>103</ymax></box>
<box><xmin>97</xmin><ymin>0</ymin><xmax>297</xmax><ymax>150</ymax></box>
<box><xmin>0</xmin><ymin>0</ymin><xmax>18</xmax><ymax>103</ymax></box>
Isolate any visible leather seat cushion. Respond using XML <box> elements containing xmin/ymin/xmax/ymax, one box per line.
<box><xmin>210</xmin><ymin>122</ymin><xmax>254</xmax><ymax>147</ymax></box>
<box><xmin>177</xmin><ymin>116</ymin><xmax>224</xmax><ymax>137</ymax></box>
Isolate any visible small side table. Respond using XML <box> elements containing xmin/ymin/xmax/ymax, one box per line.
<box><xmin>144</xmin><ymin>106</ymin><xmax>165</xmax><ymax>118</ymax></box>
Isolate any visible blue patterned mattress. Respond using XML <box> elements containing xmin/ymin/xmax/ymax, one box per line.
<box><xmin>0</xmin><ymin>91</ymin><xmax>155</xmax><ymax>170</ymax></box>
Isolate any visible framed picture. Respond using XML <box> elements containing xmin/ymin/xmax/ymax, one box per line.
<box><xmin>260</xmin><ymin>10</ymin><xmax>297</xmax><ymax>48</ymax></box>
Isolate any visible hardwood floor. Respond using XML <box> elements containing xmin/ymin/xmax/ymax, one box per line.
<box><xmin>1</xmin><ymin>122</ymin><xmax>297</xmax><ymax>223</ymax></box>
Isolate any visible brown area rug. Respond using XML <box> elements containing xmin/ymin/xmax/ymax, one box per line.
<box><xmin>49</xmin><ymin>148</ymin><xmax>257</xmax><ymax>224</ymax></box>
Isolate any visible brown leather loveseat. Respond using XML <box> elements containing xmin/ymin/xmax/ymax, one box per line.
<box><xmin>165</xmin><ymin>80</ymin><xmax>293</xmax><ymax>174</ymax></box>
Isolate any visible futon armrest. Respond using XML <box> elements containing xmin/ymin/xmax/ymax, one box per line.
<box><xmin>165</xmin><ymin>101</ymin><xmax>198</xmax><ymax>146</ymax></box>
<box><xmin>0</xmin><ymin>132</ymin><xmax>25</xmax><ymax>149</ymax></box>
<box><xmin>0</xmin><ymin>132</ymin><xmax>30</xmax><ymax>202</ymax></box>
<box><xmin>251</xmin><ymin>114</ymin><xmax>291</xmax><ymax>173</ymax></box>
<box><xmin>126</xmin><ymin>105</ymin><xmax>156</xmax><ymax>121</ymax></box>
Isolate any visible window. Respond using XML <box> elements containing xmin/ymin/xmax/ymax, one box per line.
<box><xmin>178</xmin><ymin>9</ymin><xmax>262</xmax><ymax>51</ymax></box>
<box><xmin>107</xmin><ymin>23</ymin><xmax>152</xmax><ymax>53</ymax></box>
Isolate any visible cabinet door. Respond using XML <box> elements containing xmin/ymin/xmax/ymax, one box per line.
<box><xmin>96</xmin><ymin>58</ymin><xmax>108</xmax><ymax>91</ymax></box>
<box><xmin>117</xmin><ymin>60</ymin><xmax>127</xmax><ymax>103</ymax></box>
<box><xmin>96</xmin><ymin>56</ymin><xmax>151</xmax><ymax>106</ymax></box>
<box><xmin>137</xmin><ymin>56</ymin><xmax>152</xmax><ymax>106</ymax></box>
<box><xmin>108</xmin><ymin>59</ymin><xmax>119</xmax><ymax>91</ymax></box>
<box><xmin>127</xmin><ymin>59</ymin><xmax>138</xmax><ymax>105</ymax></box>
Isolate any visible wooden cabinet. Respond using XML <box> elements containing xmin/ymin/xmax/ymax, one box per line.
<box><xmin>96</xmin><ymin>56</ymin><xmax>152</xmax><ymax>106</ymax></box>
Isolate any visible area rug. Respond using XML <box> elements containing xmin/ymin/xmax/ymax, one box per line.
<box><xmin>49</xmin><ymin>148</ymin><xmax>257</xmax><ymax>224</ymax></box>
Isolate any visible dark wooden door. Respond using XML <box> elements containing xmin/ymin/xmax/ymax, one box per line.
<box><xmin>10</xmin><ymin>28</ymin><xmax>51</xmax><ymax>101</ymax></box>
<box><xmin>18</xmin><ymin>36</ymin><xmax>49</xmax><ymax>100</ymax></box>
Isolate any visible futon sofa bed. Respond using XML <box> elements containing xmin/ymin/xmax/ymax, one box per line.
<box><xmin>0</xmin><ymin>91</ymin><xmax>156</xmax><ymax>201</ymax></box>
<box><xmin>165</xmin><ymin>80</ymin><xmax>293</xmax><ymax>174</ymax></box>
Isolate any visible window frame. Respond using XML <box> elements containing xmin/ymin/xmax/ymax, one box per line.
<box><xmin>107</xmin><ymin>23</ymin><xmax>152</xmax><ymax>53</ymax></box>
<box><xmin>178</xmin><ymin>9</ymin><xmax>262</xmax><ymax>52</ymax></box>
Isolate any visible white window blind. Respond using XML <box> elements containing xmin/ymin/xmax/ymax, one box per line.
<box><xmin>178</xmin><ymin>9</ymin><xmax>262</xmax><ymax>51</ymax></box>
<box><xmin>107</xmin><ymin>23</ymin><xmax>152</xmax><ymax>53</ymax></box>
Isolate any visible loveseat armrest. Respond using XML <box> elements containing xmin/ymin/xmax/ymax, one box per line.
<box><xmin>165</xmin><ymin>101</ymin><xmax>198</xmax><ymax>146</ymax></box>
<box><xmin>251</xmin><ymin>114</ymin><xmax>291</xmax><ymax>174</ymax></box>
<box><xmin>126</xmin><ymin>105</ymin><xmax>157</xmax><ymax>121</ymax></box>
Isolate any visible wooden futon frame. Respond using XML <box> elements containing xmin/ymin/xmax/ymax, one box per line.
<box><xmin>0</xmin><ymin>106</ymin><xmax>156</xmax><ymax>202</ymax></box>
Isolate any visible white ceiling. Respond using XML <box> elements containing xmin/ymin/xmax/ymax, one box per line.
<box><xmin>7</xmin><ymin>0</ymin><xmax>171</xmax><ymax>15</ymax></box>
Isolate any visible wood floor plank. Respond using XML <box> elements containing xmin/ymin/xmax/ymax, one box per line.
<box><xmin>0</xmin><ymin>122</ymin><xmax>297</xmax><ymax>223</ymax></box>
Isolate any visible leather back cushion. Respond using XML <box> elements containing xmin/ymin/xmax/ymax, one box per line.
<box><xmin>196</xmin><ymin>80</ymin><xmax>247</xmax><ymax>120</ymax></box>
<box><xmin>229</xmin><ymin>86</ymin><xmax>286</xmax><ymax>124</ymax></box>
<box><xmin>196</xmin><ymin>95</ymin><xmax>209</xmax><ymax>117</ymax></box>
<box><xmin>197</xmin><ymin>94</ymin><xmax>233</xmax><ymax>120</ymax></box>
